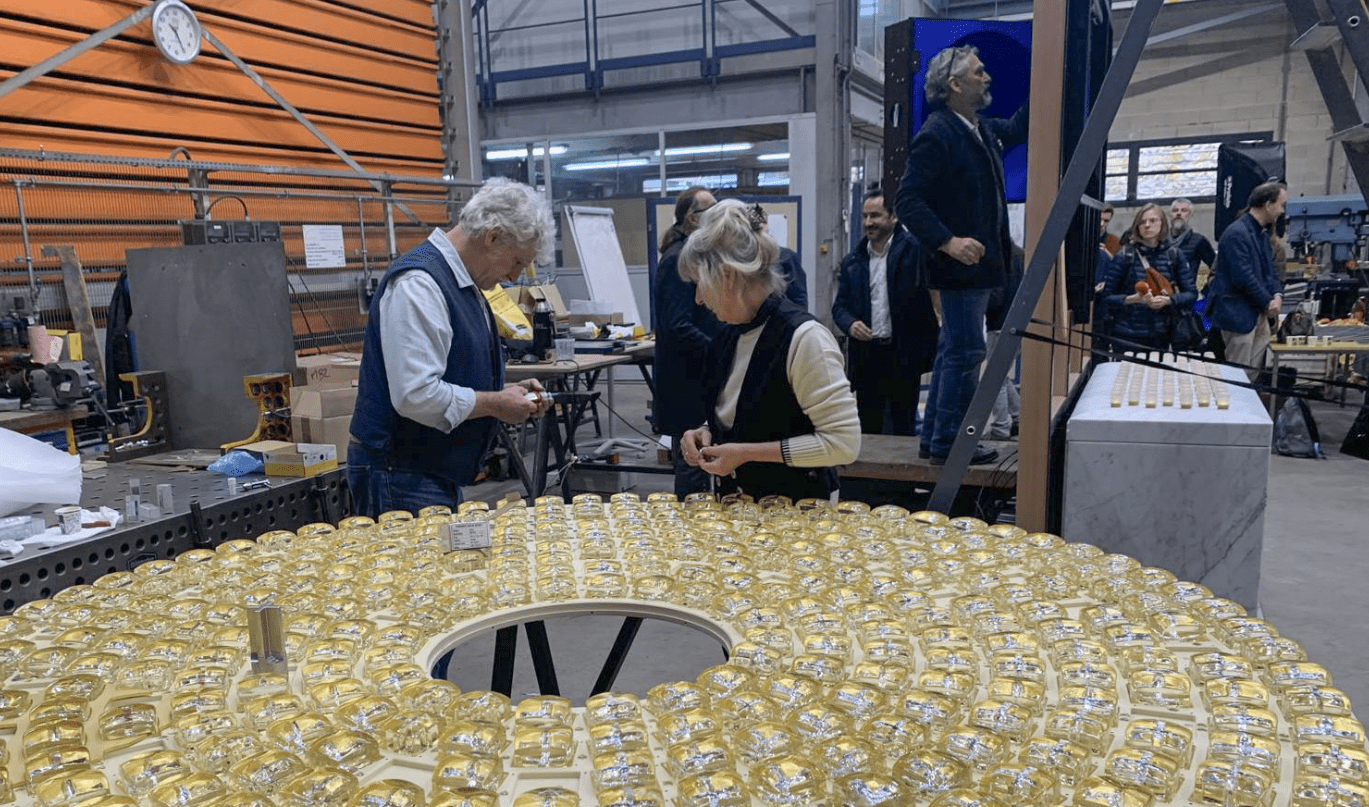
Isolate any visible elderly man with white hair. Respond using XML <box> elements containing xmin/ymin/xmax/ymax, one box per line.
<box><xmin>348</xmin><ymin>177</ymin><xmax>554</xmax><ymax>515</ymax></box>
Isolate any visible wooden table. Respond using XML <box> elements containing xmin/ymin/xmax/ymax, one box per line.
<box><xmin>0</xmin><ymin>406</ymin><xmax>86</xmax><ymax>453</ymax></box>
<box><xmin>1268</xmin><ymin>340</ymin><xmax>1369</xmax><ymax>415</ymax></box>
<box><xmin>840</xmin><ymin>434</ymin><xmax>1017</xmax><ymax>489</ymax></box>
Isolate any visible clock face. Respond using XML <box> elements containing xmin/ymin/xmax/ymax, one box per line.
<box><xmin>152</xmin><ymin>1</ymin><xmax>202</xmax><ymax>65</ymax></box>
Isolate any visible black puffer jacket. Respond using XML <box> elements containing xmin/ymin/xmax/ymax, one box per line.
<box><xmin>1101</xmin><ymin>242</ymin><xmax>1197</xmax><ymax>342</ymax></box>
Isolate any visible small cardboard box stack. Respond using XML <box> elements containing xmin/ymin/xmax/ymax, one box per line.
<box><xmin>241</xmin><ymin>440</ymin><xmax>338</xmax><ymax>478</ymax></box>
<box><xmin>289</xmin><ymin>376</ymin><xmax>357</xmax><ymax>464</ymax></box>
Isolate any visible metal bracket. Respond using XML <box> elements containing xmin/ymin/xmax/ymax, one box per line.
<box><xmin>928</xmin><ymin>0</ymin><xmax>1166</xmax><ymax>513</ymax></box>
<box><xmin>108</xmin><ymin>371</ymin><xmax>172</xmax><ymax>462</ymax></box>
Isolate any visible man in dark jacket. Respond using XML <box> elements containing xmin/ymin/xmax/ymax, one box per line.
<box><xmin>896</xmin><ymin>44</ymin><xmax>1028</xmax><ymax>465</ymax></box>
<box><xmin>833</xmin><ymin>190</ymin><xmax>937</xmax><ymax>435</ymax></box>
<box><xmin>1169</xmin><ymin>197</ymin><xmax>1217</xmax><ymax>290</ymax></box>
<box><xmin>1206</xmin><ymin>181</ymin><xmax>1287</xmax><ymax>381</ymax></box>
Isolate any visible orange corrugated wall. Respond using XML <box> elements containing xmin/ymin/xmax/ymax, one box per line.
<box><xmin>0</xmin><ymin>0</ymin><xmax>443</xmax><ymax>174</ymax></box>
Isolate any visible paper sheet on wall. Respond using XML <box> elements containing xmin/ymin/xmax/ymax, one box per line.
<box><xmin>768</xmin><ymin>214</ymin><xmax>789</xmax><ymax>249</ymax></box>
<box><xmin>302</xmin><ymin>225</ymin><xmax>347</xmax><ymax>269</ymax></box>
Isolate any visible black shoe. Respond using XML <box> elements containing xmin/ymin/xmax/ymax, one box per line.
<box><xmin>930</xmin><ymin>446</ymin><xmax>1000</xmax><ymax>466</ymax></box>
<box><xmin>1010</xmin><ymin>419</ymin><xmax>1020</xmax><ymax>437</ymax></box>
<box><xmin>918</xmin><ymin>446</ymin><xmax>931</xmax><ymax>460</ymax></box>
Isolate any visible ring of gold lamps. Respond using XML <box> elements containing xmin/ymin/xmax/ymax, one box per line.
<box><xmin>0</xmin><ymin>492</ymin><xmax>1360</xmax><ymax>807</ymax></box>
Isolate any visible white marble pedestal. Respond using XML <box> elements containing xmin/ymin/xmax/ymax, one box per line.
<box><xmin>1063</xmin><ymin>360</ymin><xmax>1272</xmax><ymax>609</ymax></box>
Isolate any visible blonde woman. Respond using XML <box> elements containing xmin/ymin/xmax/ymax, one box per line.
<box><xmin>676</xmin><ymin>200</ymin><xmax>860</xmax><ymax>501</ymax></box>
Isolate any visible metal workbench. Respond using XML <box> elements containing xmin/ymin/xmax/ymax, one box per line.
<box><xmin>1</xmin><ymin>463</ymin><xmax>350</xmax><ymax>614</ymax></box>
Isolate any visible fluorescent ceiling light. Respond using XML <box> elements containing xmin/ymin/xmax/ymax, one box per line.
<box><xmin>757</xmin><ymin>152</ymin><xmax>790</xmax><ymax>162</ymax></box>
<box><xmin>484</xmin><ymin>145</ymin><xmax>568</xmax><ymax>160</ymax></box>
<box><xmin>563</xmin><ymin>158</ymin><xmax>651</xmax><ymax>171</ymax></box>
<box><xmin>656</xmin><ymin>143</ymin><xmax>753</xmax><ymax>158</ymax></box>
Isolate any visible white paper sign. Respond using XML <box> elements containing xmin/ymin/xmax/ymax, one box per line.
<box><xmin>767</xmin><ymin>214</ymin><xmax>789</xmax><ymax>249</ymax></box>
<box><xmin>302</xmin><ymin>224</ymin><xmax>347</xmax><ymax>269</ymax></box>
<box><xmin>445</xmin><ymin>520</ymin><xmax>492</xmax><ymax>552</ymax></box>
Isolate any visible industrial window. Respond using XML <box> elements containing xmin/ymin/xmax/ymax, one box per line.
<box><xmin>1103</xmin><ymin>132</ymin><xmax>1274</xmax><ymax>204</ymax></box>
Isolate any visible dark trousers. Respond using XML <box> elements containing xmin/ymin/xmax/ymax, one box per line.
<box><xmin>346</xmin><ymin>441</ymin><xmax>463</xmax><ymax>518</ymax></box>
<box><xmin>851</xmin><ymin>339</ymin><xmax>921</xmax><ymax>436</ymax></box>
<box><xmin>922</xmin><ymin>289</ymin><xmax>991</xmax><ymax>456</ymax></box>
<box><xmin>669</xmin><ymin>431</ymin><xmax>712</xmax><ymax>498</ymax></box>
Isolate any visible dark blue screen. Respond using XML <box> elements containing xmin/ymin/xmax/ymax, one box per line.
<box><xmin>910</xmin><ymin>19</ymin><xmax>1033</xmax><ymax>203</ymax></box>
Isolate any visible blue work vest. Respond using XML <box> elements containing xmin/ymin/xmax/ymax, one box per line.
<box><xmin>349</xmin><ymin>242</ymin><xmax>504</xmax><ymax>485</ymax></box>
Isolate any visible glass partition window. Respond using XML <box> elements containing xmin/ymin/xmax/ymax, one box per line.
<box><xmin>1103</xmin><ymin>133</ymin><xmax>1274</xmax><ymax>203</ymax></box>
<box><xmin>663</xmin><ymin>123</ymin><xmax>789</xmax><ymax>196</ymax></box>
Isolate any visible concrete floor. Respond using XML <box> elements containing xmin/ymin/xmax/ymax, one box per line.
<box><xmin>444</xmin><ymin>372</ymin><xmax>1369</xmax><ymax>711</ymax></box>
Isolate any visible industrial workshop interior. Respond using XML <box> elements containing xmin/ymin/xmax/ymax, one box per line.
<box><xmin>2</xmin><ymin>0</ymin><xmax>1369</xmax><ymax>804</ymax></box>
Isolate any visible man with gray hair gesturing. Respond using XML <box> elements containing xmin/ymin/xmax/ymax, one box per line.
<box><xmin>897</xmin><ymin>44</ymin><xmax>1028</xmax><ymax>466</ymax></box>
<box><xmin>348</xmin><ymin>177</ymin><xmax>555</xmax><ymax>516</ymax></box>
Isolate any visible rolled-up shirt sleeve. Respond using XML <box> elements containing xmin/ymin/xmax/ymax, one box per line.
<box><xmin>782</xmin><ymin>321</ymin><xmax>861</xmax><ymax>467</ymax></box>
<box><xmin>378</xmin><ymin>272</ymin><xmax>477</xmax><ymax>433</ymax></box>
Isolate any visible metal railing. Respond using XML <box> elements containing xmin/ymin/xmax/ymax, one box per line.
<box><xmin>473</xmin><ymin>0</ymin><xmax>816</xmax><ymax>104</ymax></box>
<box><xmin>0</xmin><ymin>148</ymin><xmax>477</xmax><ymax>353</ymax></box>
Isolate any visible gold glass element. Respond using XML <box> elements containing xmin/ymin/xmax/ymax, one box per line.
<box><xmin>264</xmin><ymin>712</ymin><xmax>334</xmax><ymax>757</ymax></box>
<box><xmin>433</xmin><ymin>752</ymin><xmax>504</xmax><ymax>791</ymax></box>
<box><xmin>584</xmin><ymin>692</ymin><xmax>641</xmax><ymax>726</ymax></box>
<box><xmin>227</xmin><ymin>749</ymin><xmax>307</xmax><ymax>796</ymax></box>
<box><xmin>147</xmin><ymin>771</ymin><xmax>227</xmax><ymax>807</ymax></box>
<box><xmin>33</xmin><ymin>769</ymin><xmax>110</xmax><ymax>807</ymax></box>
<box><xmin>452</xmin><ymin>690</ymin><xmax>512</xmax><ymax>725</ymax></box>
<box><xmin>348</xmin><ymin>779</ymin><xmax>426</xmax><ymax>807</ymax></box>
<box><xmin>1104</xmin><ymin>748</ymin><xmax>1181</xmax><ymax>799</ymax></box>
<box><xmin>98</xmin><ymin>700</ymin><xmax>158</xmax><ymax>742</ymax></box>
<box><xmin>510</xmin><ymin>787</ymin><xmax>579</xmax><ymax>807</ymax></box>
<box><xmin>25</xmin><ymin>746</ymin><xmax>93</xmax><ymax>789</ymax></box>
<box><xmin>1016</xmin><ymin>737</ymin><xmax>1090</xmax><ymax>787</ymax></box>
<box><xmin>185</xmin><ymin>728</ymin><xmax>260</xmax><ymax>775</ymax></box>
<box><xmin>307</xmin><ymin>729</ymin><xmax>381</xmax><ymax>773</ymax></box>
<box><xmin>276</xmin><ymin>767</ymin><xmax>357</xmax><ymax>807</ymax></box>
<box><xmin>1193</xmin><ymin>761</ymin><xmax>1274</xmax><ymax>807</ymax></box>
<box><xmin>442</xmin><ymin>719</ymin><xmax>509</xmax><ymax>757</ymax></box>
<box><xmin>676</xmin><ymin>771</ymin><xmax>748</xmax><ymax>807</ymax></box>
<box><xmin>510</xmin><ymin>725</ymin><xmax>575</xmax><ymax>767</ymax></box>
<box><xmin>513</xmin><ymin>695</ymin><xmax>574</xmax><ymax>727</ymax></box>
<box><xmin>892</xmin><ymin>749</ymin><xmax>968</xmax><ymax>800</ymax></box>
<box><xmin>1072</xmin><ymin>776</ymin><xmax>1156</xmax><ymax>807</ymax></box>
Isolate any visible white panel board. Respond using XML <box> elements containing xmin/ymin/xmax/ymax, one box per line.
<box><xmin>565</xmin><ymin>206</ymin><xmax>642</xmax><ymax>325</ymax></box>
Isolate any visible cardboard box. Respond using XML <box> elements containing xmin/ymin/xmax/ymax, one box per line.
<box><xmin>518</xmin><ymin>284</ymin><xmax>568</xmax><ymax>319</ymax></box>
<box><xmin>263</xmin><ymin>442</ymin><xmax>338</xmax><ymax>478</ymax></box>
<box><xmin>291</xmin><ymin>385</ymin><xmax>357</xmax><ymax>420</ymax></box>
<box><xmin>291</xmin><ymin>414</ymin><xmax>353</xmax><ymax>464</ymax></box>
<box><xmin>294</xmin><ymin>352</ymin><xmax>362</xmax><ymax>388</ymax></box>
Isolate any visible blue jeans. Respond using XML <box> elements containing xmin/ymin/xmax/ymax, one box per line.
<box><xmin>922</xmin><ymin>289</ymin><xmax>991</xmax><ymax>457</ymax></box>
<box><xmin>346</xmin><ymin>441</ymin><xmax>463</xmax><ymax>518</ymax></box>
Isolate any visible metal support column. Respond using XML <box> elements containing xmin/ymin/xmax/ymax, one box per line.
<box><xmin>812</xmin><ymin>0</ymin><xmax>853</xmax><ymax>329</ymax></box>
<box><xmin>435</xmin><ymin>0</ymin><xmax>483</xmax><ymax>184</ymax></box>
<box><xmin>11</xmin><ymin>180</ymin><xmax>38</xmax><ymax>307</ymax></box>
<box><xmin>929</xmin><ymin>0</ymin><xmax>1166</xmax><ymax>514</ymax></box>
